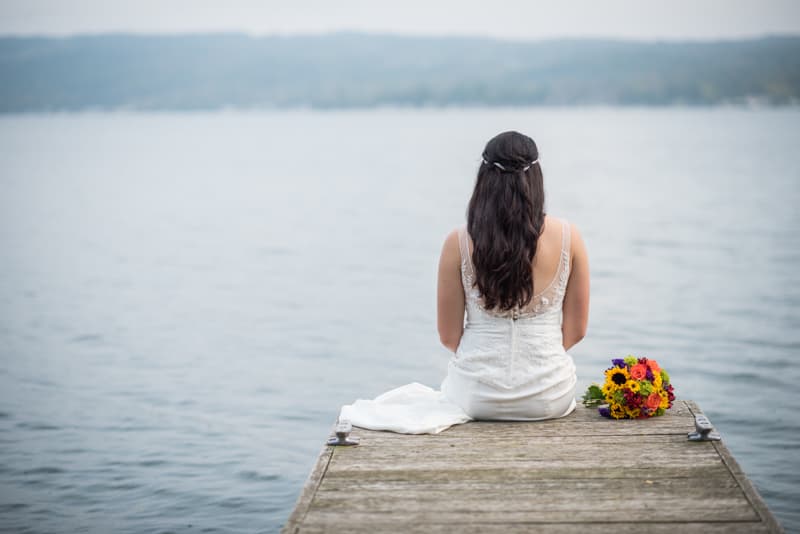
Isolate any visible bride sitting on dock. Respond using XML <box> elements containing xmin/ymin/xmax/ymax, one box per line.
<box><xmin>341</xmin><ymin>130</ymin><xmax>590</xmax><ymax>434</ymax></box>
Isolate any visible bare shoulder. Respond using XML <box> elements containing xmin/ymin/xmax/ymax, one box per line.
<box><xmin>542</xmin><ymin>214</ymin><xmax>571</xmax><ymax>240</ymax></box>
<box><xmin>438</xmin><ymin>227</ymin><xmax>464</xmax><ymax>283</ymax></box>
<box><xmin>566</xmin><ymin>220</ymin><xmax>587</xmax><ymax>259</ymax></box>
<box><xmin>447</xmin><ymin>226</ymin><xmax>462</xmax><ymax>240</ymax></box>
<box><xmin>544</xmin><ymin>215</ymin><xmax>586</xmax><ymax>257</ymax></box>
<box><xmin>440</xmin><ymin>227</ymin><xmax>463</xmax><ymax>260</ymax></box>
<box><xmin>565</xmin><ymin>219</ymin><xmax>583</xmax><ymax>240</ymax></box>
<box><xmin>443</xmin><ymin>227</ymin><xmax>461</xmax><ymax>248</ymax></box>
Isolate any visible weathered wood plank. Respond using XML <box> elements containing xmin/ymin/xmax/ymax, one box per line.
<box><xmin>281</xmin><ymin>400</ymin><xmax>783</xmax><ymax>533</ymax></box>
<box><xmin>314</xmin><ymin>467</ymin><xmax>750</xmax><ymax>492</ymax></box>
<box><xmin>326</xmin><ymin>436</ymin><xmax>724</xmax><ymax>471</ymax></box>
<box><xmin>319</xmin><ymin>475</ymin><xmax>741</xmax><ymax>494</ymax></box>
<box><xmin>294</xmin><ymin>520</ymin><xmax>772</xmax><ymax>534</ymax></box>
<box><xmin>309</xmin><ymin>496</ymin><xmax>758</xmax><ymax>519</ymax></box>
<box><xmin>301</xmin><ymin>507</ymin><xmax>758</xmax><ymax>525</ymax></box>
<box><xmin>318</xmin><ymin>465</ymin><xmax>730</xmax><ymax>485</ymax></box>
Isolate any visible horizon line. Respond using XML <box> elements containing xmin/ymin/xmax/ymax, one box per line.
<box><xmin>1</xmin><ymin>29</ymin><xmax>800</xmax><ymax>45</ymax></box>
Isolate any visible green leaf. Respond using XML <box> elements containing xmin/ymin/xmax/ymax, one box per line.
<box><xmin>582</xmin><ymin>383</ymin><xmax>605</xmax><ymax>406</ymax></box>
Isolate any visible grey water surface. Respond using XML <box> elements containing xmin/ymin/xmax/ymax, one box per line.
<box><xmin>1</xmin><ymin>108</ymin><xmax>798</xmax><ymax>533</ymax></box>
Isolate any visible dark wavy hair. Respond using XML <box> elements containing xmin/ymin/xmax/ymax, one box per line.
<box><xmin>467</xmin><ymin>131</ymin><xmax>545</xmax><ymax>312</ymax></box>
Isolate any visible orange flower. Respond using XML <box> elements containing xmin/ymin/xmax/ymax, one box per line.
<box><xmin>647</xmin><ymin>359</ymin><xmax>661</xmax><ymax>374</ymax></box>
<box><xmin>630</xmin><ymin>364</ymin><xmax>647</xmax><ymax>381</ymax></box>
<box><xmin>646</xmin><ymin>392</ymin><xmax>662</xmax><ymax>410</ymax></box>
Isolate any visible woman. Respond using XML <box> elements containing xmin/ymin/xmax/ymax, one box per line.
<box><xmin>438</xmin><ymin>130</ymin><xmax>589</xmax><ymax>420</ymax></box>
<box><xmin>340</xmin><ymin>131</ymin><xmax>589</xmax><ymax>433</ymax></box>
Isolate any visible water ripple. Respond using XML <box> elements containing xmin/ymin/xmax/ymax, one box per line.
<box><xmin>22</xmin><ymin>466</ymin><xmax>66</xmax><ymax>475</ymax></box>
<box><xmin>237</xmin><ymin>470</ymin><xmax>281</xmax><ymax>482</ymax></box>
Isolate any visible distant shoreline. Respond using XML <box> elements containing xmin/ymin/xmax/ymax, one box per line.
<box><xmin>2</xmin><ymin>33</ymin><xmax>799</xmax><ymax>112</ymax></box>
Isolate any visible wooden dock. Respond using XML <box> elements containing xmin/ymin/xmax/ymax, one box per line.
<box><xmin>283</xmin><ymin>400</ymin><xmax>783</xmax><ymax>533</ymax></box>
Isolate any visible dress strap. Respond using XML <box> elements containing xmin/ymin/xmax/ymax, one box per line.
<box><xmin>457</xmin><ymin>225</ymin><xmax>475</xmax><ymax>284</ymax></box>
<box><xmin>559</xmin><ymin>218</ymin><xmax>572</xmax><ymax>284</ymax></box>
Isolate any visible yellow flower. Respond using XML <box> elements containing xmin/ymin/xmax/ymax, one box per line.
<box><xmin>659</xmin><ymin>390</ymin><xmax>669</xmax><ymax>409</ymax></box>
<box><xmin>610</xmin><ymin>403</ymin><xmax>626</xmax><ymax>419</ymax></box>
<box><xmin>601</xmin><ymin>381</ymin><xmax>617</xmax><ymax>397</ymax></box>
<box><xmin>625</xmin><ymin>406</ymin><xmax>641</xmax><ymax>419</ymax></box>
<box><xmin>626</xmin><ymin>380</ymin><xmax>640</xmax><ymax>393</ymax></box>
<box><xmin>605</xmin><ymin>367</ymin><xmax>630</xmax><ymax>389</ymax></box>
<box><xmin>653</xmin><ymin>373</ymin><xmax>663</xmax><ymax>389</ymax></box>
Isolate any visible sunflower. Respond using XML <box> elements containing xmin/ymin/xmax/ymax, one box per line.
<box><xmin>626</xmin><ymin>380</ymin><xmax>641</xmax><ymax>393</ymax></box>
<box><xmin>652</xmin><ymin>373</ymin><xmax>663</xmax><ymax>389</ymax></box>
<box><xmin>601</xmin><ymin>381</ymin><xmax>615</xmax><ymax>394</ymax></box>
<box><xmin>659</xmin><ymin>390</ymin><xmax>670</xmax><ymax>409</ymax></box>
<box><xmin>625</xmin><ymin>406</ymin><xmax>641</xmax><ymax>419</ymax></box>
<box><xmin>604</xmin><ymin>366</ymin><xmax>630</xmax><ymax>388</ymax></box>
<box><xmin>610</xmin><ymin>403</ymin><xmax>626</xmax><ymax>419</ymax></box>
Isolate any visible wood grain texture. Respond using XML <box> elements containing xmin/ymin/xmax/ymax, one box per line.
<box><xmin>282</xmin><ymin>442</ymin><xmax>333</xmax><ymax>533</ymax></box>
<box><xmin>282</xmin><ymin>400</ymin><xmax>783</xmax><ymax>533</ymax></box>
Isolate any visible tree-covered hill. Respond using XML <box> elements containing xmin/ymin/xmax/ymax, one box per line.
<box><xmin>1</xmin><ymin>33</ymin><xmax>798</xmax><ymax>111</ymax></box>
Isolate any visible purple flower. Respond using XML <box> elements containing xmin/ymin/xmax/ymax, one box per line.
<box><xmin>612</xmin><ymin>358</ymin><xmax>626</xmax><ymax>368</ymax></box>
<box><xmin>598</xmin><ymin>406</ymin><xmax>611</xmax><ymax>418</ymax></box>
<box><xmin>646</xmin><ymin>368</ymin><xmax>654</xmax><ymax>380</ymax></box>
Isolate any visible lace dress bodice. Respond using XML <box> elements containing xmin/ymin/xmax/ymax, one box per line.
<box><xmin>453</xmin><ymin>219</ymin><xmax>573</xmax><ymax>389</ymax></box>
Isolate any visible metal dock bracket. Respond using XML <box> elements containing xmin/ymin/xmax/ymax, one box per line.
<box><xmin>688</xmin><ymin>413</ymin><xmax>721</xmax><ymax>441</ymax></box>
<box><xmin>327</xmin><ymin>420</ymin><xmax>359</xmax><ymax>446</ymax></box>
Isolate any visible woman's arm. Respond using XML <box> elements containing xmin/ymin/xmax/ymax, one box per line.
<box><xmin>562</xmin><ymin>223</ymin><xmax>590</xmax><ymax>351</ymax></box>
<box><xmin>437</xmin><ymin>229</ymin><xmax>466</xmax><ymax>352</ymax></box>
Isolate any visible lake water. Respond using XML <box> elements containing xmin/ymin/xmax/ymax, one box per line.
<box><xmin>0</xmin><ymin>108</ymin><xmax>798</xmax><ymax>533</ymax></box>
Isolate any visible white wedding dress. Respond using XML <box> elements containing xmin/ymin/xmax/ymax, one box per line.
<box><xmin>340</xmin><ymin>218</ymin><xmax>577</xmax><ymax>434</ymax></box>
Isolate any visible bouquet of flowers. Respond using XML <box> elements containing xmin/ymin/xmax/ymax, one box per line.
<box><xmin>582</xmin><ymin>356</ymin><xmax>675</xmax><ymax>419</ymax></box>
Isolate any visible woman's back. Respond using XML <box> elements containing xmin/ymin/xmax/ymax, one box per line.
<box><xmin>435</xmin><ymin>130</ymin><xmax>589</xmax><ymax>422</ymax></box>
<box><xmin>441</xmin><ymin>216</ymin><xmax>578</xmax><ymax>419</ymax></box>
<box><xmin>460</xmin><ymin>214</ymin><xmax>570</xmax><ymax>319</ymax></box>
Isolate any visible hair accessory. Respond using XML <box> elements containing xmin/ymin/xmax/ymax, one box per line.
<box><xmin>482</xmin><ymin>157</ymin><xmax>539</xmax><ymax>172</ymax></box>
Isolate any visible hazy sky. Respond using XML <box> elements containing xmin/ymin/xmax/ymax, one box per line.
<box><xmin>1</xmin><ymin>0</ymin><xmax>799</xmax><ymax>41</ymax></box>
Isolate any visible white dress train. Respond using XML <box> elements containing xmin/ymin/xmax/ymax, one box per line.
<box><xmin>340</xmin><ymin>218</ymin><xmax>577</xmax><ymax>434</ymax></box>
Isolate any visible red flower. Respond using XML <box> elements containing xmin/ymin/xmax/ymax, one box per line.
<box><xmin>622</xmin><ymin>390</ymin><xmax>643</xmax><ymax>408</ymax></box>
<box><xmin>630</xmin><ymin>364</ymin><xmax>647</xmax><ymax>381</ymax></box>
